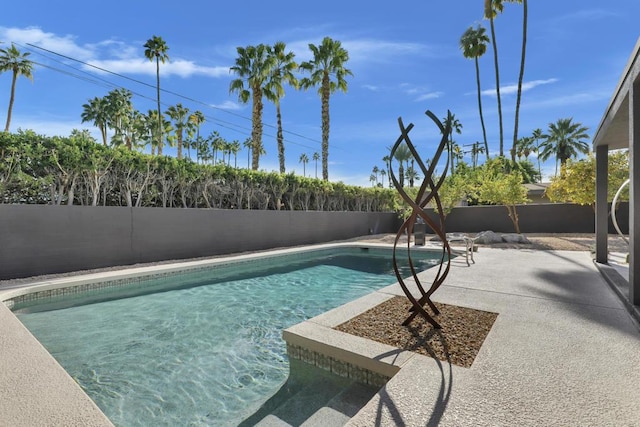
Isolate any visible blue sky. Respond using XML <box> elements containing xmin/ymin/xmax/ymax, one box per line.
<box><xmin>1</xmin><ymin>1</ymin><xmax>639</xmax><ymax>186</ymax></box>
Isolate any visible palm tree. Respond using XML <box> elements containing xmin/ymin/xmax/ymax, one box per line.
<box><xmin>380</xmin><ymin>169</ymin><xmax>387</xmax><ymax>187</ymax></box>
<box><xmin>460</xmin><ymin>25</ymin><xmax>490</xmax><ymax>156</ymax></box>
<box><xmin>511</xmin><ymin>0</ymin><xmax>528</xmax><ymax>162</ymax></box>
<box><xmin>229</xmin><ymin>44</ymin><xmax>275</xmax><ymax>170</ymax></box>
<box><xmin>484</xmin><ymin>0</ymin><xmax>505</xmax><ymax>156</ymax></box>
<box><xmin>471</xmin><ymin>142</ymin><xmax>485</xmax><ymax>168</ymax></box>
<box><xmin>230</xmin><ymin>140</ymin><xmax>241</xmax><ymax>168</ymax></box>
<box><xmin>243</xmin><ymin>137</ymin><xmax>253</xmax><ymax>168</ymax></box>
<box><xmin>265</xmin><ymin>42</ymin><xmax>297</xmax><ymax>174</ymax></box>
<box><xmin>532</xmin><ymin>128</ymin><xmax>543</xmax><ymax>178</ymax></box>
<box><xmin>393</xmin><ymin>143</ymin><xmax>412</xmax><ymax>188</ymax></box>
<box><xmin>0</xmin><ymin>44</ymin><xmax>34</xmax><ymax>132</ymax></box>
<box><xmin>299</xmin><ymin>153</ymin><xmax>309</xmax><ymax>176</ymax></box>
<box><xmin>166</xmin><ymin>103</ymin><xmax>190</xmax><ymax>159</ymax></box>
<box><xmin>515</xmin><ymin>136</ymin><xmax>534</xmax><ymax>161</ymax></box>
<box><xmin>539</xmin><ymin>118</ymin><xmax>590</xmax><ymax>175</ymax></box>
<box><xmin>442</xmin><ymin>112</ymin><xmax>462</xmax><ymax>174</ymax></box>
<box><xmin>372</xmin><ymin>165</ymin><xmax>380</xmax><ymax>184</ymax></box>
<box><xmin>312</xmin><ymin>152</ymin><xmax>320</xmax><ymax>178</ymax></box>
<box><xmin>144</xmin><ymin>35</ymin><xmax>170</xmax><ymax>153</ymax></box>
<box><xmin>81</xmin><ymin>96</ymin><xmax>109</xmax><ymax>146</ymax></box>
<box><xmin>105</xmin><ymin>88</ymin><xmax>134</xmax><ymax>149</ymax></box>
<box><xmin>188</xmin><ymin>110</ymin><xmax>205</xmax><ymax>161</ymax></box>
<box><xmin>382</xmin><ymin>155</ymin><xmax>392</xmax><ymax>186</ymax></box>
<box><xmin>299</xmin><ymin>37</ymin><xmax>352</xmax><ymax>181</ymax></box>
<box><xmin>405</xmin><ymin>166</ymin><xmax>420</xmax><ymax>188</ymax></box>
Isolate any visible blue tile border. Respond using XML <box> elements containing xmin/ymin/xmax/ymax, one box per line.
<box><xmin>286</xmin><ymin>343</ymin><xmax>390</xmax><ymax>388</ymax></box>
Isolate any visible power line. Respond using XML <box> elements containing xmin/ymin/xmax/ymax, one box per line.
<box><xmin>21</xmin><ymin>42</ymin><xmax>328</xmax><ymax>151</ymax></box>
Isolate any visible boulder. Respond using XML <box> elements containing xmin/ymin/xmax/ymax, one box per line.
<box><xmin>501</xmin><ymin>233</ymin><xmax>531</xmax><ymax>244</ymax></box>
<box><xmin>473</xmin><ymin>230</ymin><xmax>503</xmax><ymax>244</ymax></box>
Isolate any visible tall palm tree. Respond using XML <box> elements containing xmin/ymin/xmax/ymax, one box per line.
<box><xmin>531</xmin><ymin>128</ymin><xmax>543</xmax><ymax>178</ymax></box>
<box><xmin>143</xmin><ymin>35</ymin><xmax>170</xmax><ymax>153</ymax></box>
<box><xmin>460</xmin><ymin>25</ymin><xmax>490</xmax><ymax>156</ymax></box>
<box><xmin>81</xmin><ymin>96</ymin><xmax>109</xmax><ymax>146</ymax></box>
<box><xmin>105</xmin><ymin>88</ymin><xmax>134</xmax><ymax>149</ymax></box>
<box><xmin>442</xmin><ymin>112</ymin><xmax>462</xmax><ymax>175</ymax></box>
<box><xmin>539</xmin><ymin>118</ymin><xmax>590</xmax><ymax>175</ymax></box>
<box><xmin>515</xmin><ymin>136</ymin><xmax>534</xmax><ymax>160</ymax></box>
<box><xmin>471</xmin><ymin>142</ymin><xmax>485</xmax><ymax>168</ymax></box>
<box><xmin>372</xmin><ymin>165</ymin><xmax>380</xmax><ymax>183</ymax></box>
<box><xmin>230</xmin><ymin>140</ymin><xmax>241</xmax><ymax>168</ymax></box>
<box><xmin>166</xmin><ymin>103</ymin><xmax>190</xmax><ymax>159</ymax></box>
<box><xmin>484</xmin><ymin>0</ymin><xmax>505</xmax><ymax>156</ymax></box>
<box><xmin>380</xmin><ymin>169</ymin><xmax>387</xmax><ymax>187</ymax></box>
<box><xmin>312</xmin><ymin>152</ymin><xmax>320</xmax><ymax>178</ymax></box>
<box><xmin>0</xmin><ymin>44</ymin><xmax>34</xmax><ymax>132</ymax></box>
<box><xmin>511</xmin><ymin>0</ymin><xmax>527</xmax><ymax>162</ymax></box>
<box><xmin>188</xmin><ymin>110</ymin><xmax>205</xmax><ymax>161</ymax></box>
<box><xmin>299</xmin><ymin>37</ymin><xmax>352</xmax><ymax>181</ymax></box>
<box><xmin>242</xmin><ymin>137</ymin><xmax>253</xmax><ymax>169</ymax></box>
<box><xmin>230</xmin><ymin>44</ymin><xmax>275</xmax><ymax>170</ymax></box>
<box><xmin>265</xmin><ymin>42</ymin><xmax>298</xmax><ymax>174</ymax></box>
<box><xmin>299</xmin><ymin>153</ymin><xmax>309</xmax><ymax>176</ymax></box>
<box><xmin>393</xmin><ymin>143</ymin><xmax>412</xmax><ymax>188</ymax></box>
<box><xmin>382</xmin><ymin>155</ymin><xmax>392</xmax><ymax>186</ymax></box>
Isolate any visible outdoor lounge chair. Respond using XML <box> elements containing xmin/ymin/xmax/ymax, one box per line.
<box><xmin>446</xmin><ymin>233</ymin><xmax>475</xmax><ymax>266</ymax></box>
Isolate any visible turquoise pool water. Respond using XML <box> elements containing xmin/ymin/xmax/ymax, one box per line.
<box><xmin>16</xmin><ymin>247</ymin><xmax>441</xmax><ymax>426</ymax></box>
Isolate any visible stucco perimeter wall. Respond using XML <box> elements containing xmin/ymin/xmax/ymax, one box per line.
<box><xmin>0</xmin><ymin>205</ymin><xmax>400</xmax><ymax>280</ymax></box>
<box><xmin>427</xmin><ymin>202</ymin><xmax>629</xmax><ymax>234</ymax></box>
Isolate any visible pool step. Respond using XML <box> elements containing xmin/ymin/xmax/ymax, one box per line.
<box><xmin>243</xmin><ymin>360</ymin><xmax>379</xmax><ymax>427</ymax></box>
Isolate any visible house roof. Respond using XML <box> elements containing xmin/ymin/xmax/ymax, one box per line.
<box><xmin>524</xmin><ymin>182</ymin><xmax>550</xmax><ymax>196</ymax></box>
<box><xmin>592</xmin><ymin>37</ymin><xmax>640</xmax><ymax>150</ymax></box>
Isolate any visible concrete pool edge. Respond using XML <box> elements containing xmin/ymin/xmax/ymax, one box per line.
<box><xmin>0</xmin><ymin>241</ymin><xmax>442</xmax><ymax>426</ymax></box>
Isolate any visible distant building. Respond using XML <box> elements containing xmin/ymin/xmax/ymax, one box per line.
<box><xmin>524</xmin><ymin>182</ymin><xmax>551</xmax><ymax>204</ymax></box>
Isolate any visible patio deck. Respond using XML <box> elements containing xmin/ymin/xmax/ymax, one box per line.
<box><xmin>1</xmin><ymin>244</ymin><xmax>639</xmax><ymax>426</ymax></box>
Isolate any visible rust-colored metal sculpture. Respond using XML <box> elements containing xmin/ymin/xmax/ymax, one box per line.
<box><xmin>389</xmin><ymin>110</ymin><xmax>452</xmax><ymax>329</ymax></box>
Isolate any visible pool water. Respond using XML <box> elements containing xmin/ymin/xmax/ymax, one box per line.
<box><xmin>16</xmin><ymin>248</ymin><xmax>441</xmax><ymax>426</ymax></box>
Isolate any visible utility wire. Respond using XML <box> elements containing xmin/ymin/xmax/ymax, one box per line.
<box><xmin>21</xmin><ymin>42</ymin><xmax>331</xmax><ymax>151</ymax></box>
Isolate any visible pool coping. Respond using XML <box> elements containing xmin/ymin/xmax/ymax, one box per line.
<box><xmin>0</xmin><ymin>241</ymin><xmax>443</xmax><ymax>426</ymax></box>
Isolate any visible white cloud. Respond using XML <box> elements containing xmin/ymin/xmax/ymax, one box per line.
<box><xmin>87</xmin><ymin>58</ymin><xmax>229</xmax><ymax>78</ymax></box>
<box><xmin>526</xmin><ymin>91</ymin><xmax>610</xmax><ymax>109</ymax></box>
<box><xmin>0</xmin><ymin>26</ymin><xmax>229</xmax><ymax>79</ymax></box>
<box><xmin>362</xmin><ymin>84</ymin><xmax>379</xmax><ymax>91</ymax></box>
<box><xmin>0</xmin><ymin>26</ymin><xmax>94</xmax><ymax>60</ymax></box>
<box><xmin>288</xmin><ymin>37</ymin><xmax>433</xmax><ymax>65</ymax></box>
<box><xmin>210</xmin><ymin>100</ymin><xmax>243</xmax><ymax>110</ymax></box>
<box><xmin>481</xmin><ymin>78</ymin><xmax>558</xmax><ymax>96</ymax></box>
<box><xmin>415</xmin><ymin>91</ymin><xmax>443</xmax><ymax>102</ymax></box>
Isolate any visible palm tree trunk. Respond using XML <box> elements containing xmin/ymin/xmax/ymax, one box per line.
<box><xmin>100</xmin><ymin>125</ymin><xmax>108</xmax><ymax>147</ymax></box>
<box><xmin>252</xmin><ymin>86</ymin><xmax>263</xmax><ymax>170</ymax></box>
<box><xmin>512</xmin><ymin>0</ymin><xmax>528</xmax><ymax>163</ymax></box>
<box><xmin>276</xmin><ymin>102</ymin><xmax>285</xmax><ymax>173</ymax></box>
<box><xmin>156</xmin><ymin>58</ymin><xmax>162</xmax><ymax>155</ymax></box>
<box><xmin>475</xmin><ymin>58</ymin><xmax>489</xmax><ymax>156</ymax></box>
<box><xmin>321</xmin><ymin>74</ymin><xmax>330</xmax><ymax>181</ymax></box>
<box><xmin>4</xmin><ymin>72</ymin><xmax>17</xmax><ymax>132</ymax></box>
<box><xmin>489</xmin><ymin>16</ymin><xmax>504</xmax><ymax>156</ymax></box>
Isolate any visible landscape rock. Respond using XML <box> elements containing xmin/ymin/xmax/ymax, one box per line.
<box><xmin>501</xmin><ymin>233</ymin><xmax>531</xmax><ymax>244</ymax></box>
<box><xmin>474</xmin><ymin>230</ymin><xmax>503</xmax><ymax>244</ymax></box>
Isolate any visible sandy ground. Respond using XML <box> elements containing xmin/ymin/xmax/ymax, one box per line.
<box><xmin>353</xmin><ymin>232</ymin><xmax>630</xmax><ymax>253</ymax></box>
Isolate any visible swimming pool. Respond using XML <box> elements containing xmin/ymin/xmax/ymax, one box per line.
<box><xmin>12</xmin><ymin>245</ymin><xmax>442</xmax><ymax>426</ymax></box>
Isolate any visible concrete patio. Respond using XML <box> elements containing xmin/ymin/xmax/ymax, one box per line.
<box><xmin>1</xmin><ymin>243</ymin><xmax>639</xmax><ymax>426</ymax></box>
<box><xmin>285</xmin><ymin>245</ymin><xmax>640</xmax><ymax>426</ymax></box>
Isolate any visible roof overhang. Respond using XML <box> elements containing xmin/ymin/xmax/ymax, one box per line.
<box><xmin>592</xmin><ymin>37</ymin><xmax>640</xmax><ymax>151</ymax></box>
